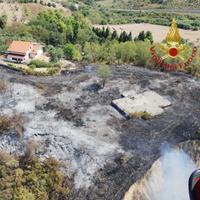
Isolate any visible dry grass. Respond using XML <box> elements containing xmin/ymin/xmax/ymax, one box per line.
<box><xmin>0</xmin><ymin>2</ymin><xmax>71</xmax><ymax>25</ymax></box>
<box><xmin>0</xmin><ymin>115</ymin><xmax>25</xmax><ymax>137</ymax></box>
<box><xmin>25</xmin><ymin>140</ymin><xmax>40</xmax><ymax>160</ymax></box>
<box><xmin>130</xmin><ymin>111</ymin><xmax>152</xmax><ymax>120</ymax></box>
<box><xmin>0</xmin><ymin>81</ymin><xmax>7</xmax><ymax>92</ymax></box>
<box><xmin>0</xmin><ymin>151</ymin><xmax>18</xmax><ymax>167</ymax></box>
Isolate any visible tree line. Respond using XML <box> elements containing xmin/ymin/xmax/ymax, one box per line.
<box><xmin>0</xmin><ymin>9</ymin><xmax>154</xmax><ymax>62</ymax></box>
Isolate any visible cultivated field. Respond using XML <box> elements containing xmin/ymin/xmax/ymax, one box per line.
<box><xmin>95</xmin><ymin>23</ymin><xmax>200</xmax><ymax>45</ymax></box>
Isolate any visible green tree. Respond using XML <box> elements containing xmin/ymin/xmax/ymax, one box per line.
<box><xmin>145</xmin><ymin>31</ymin><xmax>153</xmax><ymax>44</ymax></box>
<box><xmin>0</xmin><ymin>15</ymin><xmax>7</xmax><ymax>29</ymax></box>
<box><xmin>47</xmin><ymin>47</ymin><xmax>64</xmax><ymax>62</ymax></box>
<box><xmin>63</xmin><ymin>44</ymin><xmax>81</xmax><ymax>61</ymax></box>
<box><xmin>97</xmin><ymin>64</ymin><xmax>112</xmax><ymax>88</ymax></box>
<box><xmin>119</xmin><ymin>31</ymin><xmax>128</xmax><ymax>42</ymax></box>
<box><xmin>77</xmin><ymin>28</ymin><xmax>97</xmax><ymax>47</ymax></box>
<box><xmin>128</xmin><ymin>32</ymin><xmax>132</xmax><ymax>41</ymax></box>
<box><xmin>105</xmin><ymin>27</ymin><xmax>110</xmax><ymax>39</ymax></box>
<box><xmin>137</xmin><ymin>31</ymin><xmax>145</xmax><ymax>41</ymax></box>
<box><xmin>111</xmin><ymin>30</ymin><xmax>118</xmax><ymax>40</ymax></box>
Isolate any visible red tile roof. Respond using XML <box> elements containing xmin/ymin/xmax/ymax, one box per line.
<box><xmin>7</xmin><ymin>41</ymin><xmax>32</xmax><ymax>54</ymax></box>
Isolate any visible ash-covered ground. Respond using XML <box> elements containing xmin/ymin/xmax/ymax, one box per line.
<box><xmin>0</xmin><ymin>65</ymin><xmax>200</xmax><ymax>200</ymax></box>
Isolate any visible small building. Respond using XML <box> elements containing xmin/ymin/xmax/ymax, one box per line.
<box><xmin>5</xmin><ymin>41</ymin><xmax>43</xmax><ymax>63</ymax></box>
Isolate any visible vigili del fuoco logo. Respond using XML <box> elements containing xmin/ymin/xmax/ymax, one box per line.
<box><xmin>150</xmin><ymin>19</ymin><xmax>198</xmax><ymax>71</ymax></box>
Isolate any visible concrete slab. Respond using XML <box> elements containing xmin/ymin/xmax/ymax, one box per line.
<box><xmin>112</xmin><ymin>91</ymin><xmax>171</xmax><ymax>117</ymax></box>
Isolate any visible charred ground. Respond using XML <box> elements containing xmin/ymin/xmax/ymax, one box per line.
<box><xmin>0</xmin><ymin>65</ymin><xmax>200</xmax><ymax>200</ymax></box>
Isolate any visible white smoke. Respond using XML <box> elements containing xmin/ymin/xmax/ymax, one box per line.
<box><xmin>147</xmin><ymin>145</ymin><xmax>196</xmax><ymax>200</ymax></box>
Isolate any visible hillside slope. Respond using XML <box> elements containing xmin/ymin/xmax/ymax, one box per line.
<box><xmin>0</xmin><ymin>2</ymin><xmax>71</xmax><ymax>25</ymax></box>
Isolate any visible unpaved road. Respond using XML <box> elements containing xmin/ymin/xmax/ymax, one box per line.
<box><xmin>0</xmin><ymin>65</ymin><xmax>200</xmax><ymax>200</ymax></box>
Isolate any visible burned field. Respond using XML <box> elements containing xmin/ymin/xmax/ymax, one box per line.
<box><xmin>0</xmin><ymin>65</ymin><xmax>200</xmax><ymax>200</ymax></box>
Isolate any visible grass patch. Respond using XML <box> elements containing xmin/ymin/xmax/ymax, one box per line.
<box><xmin>0</xmin><ymin>81</ymin><xmax>7</xmax><ymax>92</ymax></box>
<box><xmin>0</xmin><ymin>115</ymin><xmax>24</xmax><ymax>137</ymax></box>
<box><xmin>130</xmin><ymin>111</ymin><xmax>152</xmax><ymax>120</ymax></box>
<box><xmin>22</xmin><ymin>67</ymin><xmax>61</xmax><ymax>76</ymax></box>
<box><xmin>28</xmin><ymin>60</ymin><xmax>53</xmax><ymax>68</ymax></box>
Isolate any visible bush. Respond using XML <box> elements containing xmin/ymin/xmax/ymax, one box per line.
<box><xmin>0</xmin><ymin>115</ymin><xmax>24</xmax><ymax>137</ymax></box>
<box><xmin>47</xmin><ymin>47</ymin><xmax>64</xmax><ymax>62</ymax></box>
<box><xmin>0</xmin><ymin>152</ymin><xmax>70</xmax><ymax>200</ymax></box>
<box><xmin>22</xmin><ymin>67</ymin><xmax>60</xmax><ymax>76</ymax></box>
<box><xmin>63</xmin><ymin>44</ymin><xmax>82</xmax><ymax>61</ymax></box>
<box><xmin>130</xmin><ymin>111</ymin><xmax>152</xmax><ymax>120</ymax></box>
<box><xmin>97</xmin><ymin>64</ymin><xmax>112</xmax><ymax>88</ymax></box>
<box><xmin>135</xmin><ymin>40</ymin><xmax>152</xmax><ymax>67</ymax></box>
<box><xmin>28</xmin><ymin>60</ymin><xmax>53</xmax><ymax>68</ymax></box>
<box><xmin>84</xmin><ymin>40</ymin><xmax>152</xmax><ymax>66</ymax></box>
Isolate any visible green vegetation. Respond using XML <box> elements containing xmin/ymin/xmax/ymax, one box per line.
<box><xmin>46</xmin><ymin>46</ymin><xmax>64</xmax><ymax>62</ymax></box>
<box><xmin>78</xmin><ymin>1</ymin><xmax>200</xmax><ymax>30</ymax></box>
<box><xmin>97</xmin><ymin>0</ymin><xmax>200</xmax><ymax>9</ymax></box>
<box><xmin>63</xmin><ymin>44</ymin><xmax>82</xmax><ymax>61</ymax></box>
<box><xmin>22</xmin><ymin>67</ymin><xmax>61</xmax><ymax>76</ymax></box>
<box><xmin>97</xmin><ymin>64</ymin><xmax>112</xmax><ymax>88</ymax></box>
<box><xmin>92</xmin><ymin>26</ymin><xmax>133</xmax><ymax>43</ymax></box>
<box><xmin>84</xmin><ymin>40</ymin><xmax>152</xmax><ymax>67</ymax></box>
<box><xmin>135</xmin><ymin>31</ymin><xmax>153</xmax><ymax>44</ymax></box>
<box><xmin>0</xmin><ymin>15</ymin><xmax>7</xmax><ymax>29</ymax></box>
<box><xmin>28</xmin><ymin>60</ymin><xmax>53</xmax><ymax>68</ymax></box>
<box><xmin>0</xmin><ymin>4</ymin><xmax>199</xmax><ymax>76</ymax></box>
<box><xmin>0</xmin><ymin>151</ymin><xmax>70</xmax><ymax>200</ymax></box>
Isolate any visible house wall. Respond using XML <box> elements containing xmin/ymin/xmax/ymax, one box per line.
<box><xmin>6</xmin><ymin>54</ymin><xmax>25</xmax><ymax>62</ymax></box>
<box><xmin>34</xmin><ymin>48</ymin><xmax>43</xmax><ymax>58</ymax></box>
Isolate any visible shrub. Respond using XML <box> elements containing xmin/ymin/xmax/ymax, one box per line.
<box><xmin>14</xmin><ymin>187</ymin><xmax>35</xmax><ymax>200</ymax></box>
<box><xmin>0</xmin><ymin>115</ymin><xmax>24</xmax><ymax>137</ymax></box>
<box><xmin>25</xmin><ymin>140</ymin><xmax>39</xmax><ymax>161</ymax></box>
<box><xmin>47</xmin><ymin>47</ymin><xmax>64</xmax><ymax>62</ymax></box>
<box><xmin>63</xmin><ymin>44</ymin><xmax>82</xmax><ymax>61</ymax></box>
<box><xmin>84</xmin><ymin>40</ymin><xmax>152</xmax><ymax>66</ymax></box>
<box><xmin>0</xmin><ymin>151</ymin><xmax>18</xmax><ymax>167</ymax></box>
<box><xmin>28</xmin><ymin>60</ymin><xmax>53</xmax><ymax>68</ymax></box>
<box><xmin>0</xmin><ymin>152</ymin><xmax>70</xmax><ymax>200</ymax></box>
<box><xmin>130</xmin><ymin>111</ymin><xmax>152</xmax><ymax>120</ymax></box>
<box><xmin>97</xmin><ymin>64</ymin><xmax>112</xmax><ymax>88</ymax></box>
<box><xmin>135</xmin><ymin>40</ymin><xmax>152</xmax><ymax>67</ymax></box>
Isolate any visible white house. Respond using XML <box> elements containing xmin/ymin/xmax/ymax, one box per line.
<box><xmin>5</xmin><ymin>41</ymin><xmax>43</xmax><ymax>63</ymax></box>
